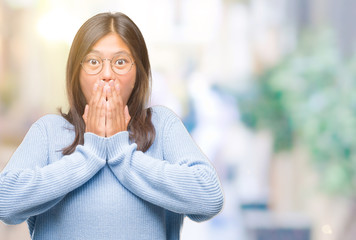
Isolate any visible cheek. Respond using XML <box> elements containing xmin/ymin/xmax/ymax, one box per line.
<box><xmin>121</xmin><ymin>72</ymin><xmax>136</xmax><ymax>102</ymax></box>
<box><xmin>79</xmin><ymin>72</ymin><xmax>94</xmax><ymax>103</ymax></box>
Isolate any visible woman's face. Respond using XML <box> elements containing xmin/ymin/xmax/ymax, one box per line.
<box><xmin>79</xmin><ymin>33</ymin><xmax>136</xmax><ymax>105</ymax></box>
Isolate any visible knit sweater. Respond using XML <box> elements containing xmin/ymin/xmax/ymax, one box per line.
<box><xmin>0</xmin><ymin>105</ymin><xmax>224</xmax><ymax>240</ymax></box>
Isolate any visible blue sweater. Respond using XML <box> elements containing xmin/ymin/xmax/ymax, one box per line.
<box><xmin>0</xmin><ymin>105</ymin><xmax>224</xmax><ymax>240</ymax></box>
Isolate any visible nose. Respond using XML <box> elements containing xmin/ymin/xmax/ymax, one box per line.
<box><xmin>100</xmin><ymin>59</ymin><xmax>115</xmax><ymax>82</ymax></box>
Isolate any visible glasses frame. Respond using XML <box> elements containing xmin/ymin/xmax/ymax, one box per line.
<box><xmin>81</xmin><ymin>53</ymin><xmax>135</xmax><ymax>75</ymax></box>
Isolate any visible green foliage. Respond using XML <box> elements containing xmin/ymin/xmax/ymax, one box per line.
<box><xmin>0</xmin><ymin>73</ymin><xmax>18</xmax><ymax>113</ymax></box>
<box><xmin>238</xmin><ymin>29</ymin><xmax>356</xmax><ymax>195</ymax></box>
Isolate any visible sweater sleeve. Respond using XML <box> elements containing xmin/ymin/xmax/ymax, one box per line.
<box><xmin>0</xmin><ymin>119</ymin><xmax>106</xmax><ymax>225</ymax></box>
<box><xmin>106</xmin><ymin>109</ymin><xmax>224</xmax><ymax>222</ymax></box>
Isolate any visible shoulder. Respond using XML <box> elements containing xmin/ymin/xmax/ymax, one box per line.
<box><xmin>33</xmin><ymin>114</ymin><xmax>73</xmax><ymax>135</ymax></box>
<box><xmin>35</xmin><ymin>114</ymin><xmax>70</xmax><ymax>126</ymax></box>
<box><xmin>148</xmin><ymin>105</ymin><xmax>186</xmax><ymax>145</ymax></box>
<box><xmin>150</xmin><ymin>105</ymin><xmax>181</xmax><ymax>125</ymax></box>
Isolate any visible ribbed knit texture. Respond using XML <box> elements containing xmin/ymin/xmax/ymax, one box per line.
<box><xmin>0</xmin><ymin>105</ymin><xmax>224</xmax><ymax>240</ymax></box>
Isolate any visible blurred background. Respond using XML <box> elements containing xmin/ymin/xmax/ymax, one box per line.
<box><xmin>1</xmin><ymin>0</ymin><xmax>356</xmax><ymax>239</ymax></box>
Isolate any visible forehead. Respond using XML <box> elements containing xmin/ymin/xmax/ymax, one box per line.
<box><xmin>90</xmin><ymin>33</ymin><xmax>132</xmax><ymax>55</ymax></box>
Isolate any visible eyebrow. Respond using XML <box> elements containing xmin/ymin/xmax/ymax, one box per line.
<box><xmin>87</xmin><ymin>50</ymin><xmax>131</xmax><ymax>55</ymax></box>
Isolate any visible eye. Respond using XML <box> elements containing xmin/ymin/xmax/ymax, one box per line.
<box><xmin>115</xmin><ymin>58</ymin><xmax>128</xmax><ymax>66</ymax></box>
<box><xmin>82</xmin><ymin>55</ymin><xmax>101</xmax><ymax>66</ymax></box>
<box><xmin>88</xmin><ymin>59</ymin><xmax>100</xmax><ymax>65</ymax></box>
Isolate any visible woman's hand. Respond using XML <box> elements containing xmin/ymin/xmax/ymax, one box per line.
<box><xmin>105</xmin><ymin>80</ymin><xmax>131</xmax><ymax>137</ymax></box>
<box><xmin>82</xmin><ymin>80</ymin><xmax>131</xmax><ymax>137</ymax></box>
<box><xmin>83</xmin><ymin>81</ymin><xmax>106</xmax><ymax>137</ymax></box>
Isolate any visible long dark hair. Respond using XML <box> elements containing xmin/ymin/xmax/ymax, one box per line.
<box><xmin>61</xmin><ymin>12</ymin><xmax>155</xmax><ymax>155</ymax></box>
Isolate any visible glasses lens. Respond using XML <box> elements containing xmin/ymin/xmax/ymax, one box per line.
<box><xmin>82</xmin><ymin>55</ymin><xmax>102</xmax><ymax>74</ymax></box>
<box><xmin>112</xmin><ymin>53</ymin><xmax>133</xmax><ymax>75</ymax></box>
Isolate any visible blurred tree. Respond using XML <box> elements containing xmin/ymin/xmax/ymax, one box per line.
<box><xmin>238</xmin><ymin>28</ymin><xmax>356</xmax><ymax>239</ymax></box>
<box><xmin>238</xmin><ymin>29</ymin><xmax>356</xmax><ymax>196</ymax></box>
<box><xmin>0</xmin><ymin>74</ymin><xmax>18</xmax><ymax>113</ymax></box>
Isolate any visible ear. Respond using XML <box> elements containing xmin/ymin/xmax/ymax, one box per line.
<box><xmin>83</xmin><ymin>105</ymin><xmax>89</xmax><ymax>124</ymax></box>
<box><xmin>124</xmin><ymin>105</ymin><xmax>131</xmax><ymax>126</ymax></box>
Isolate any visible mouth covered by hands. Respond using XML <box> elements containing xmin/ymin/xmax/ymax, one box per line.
<box><xmin>82</xmin><ymin>80</ymin><xmax>131</xmax><ymax>137</ymax></box>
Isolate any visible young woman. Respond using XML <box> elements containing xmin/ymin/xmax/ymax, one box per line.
<box><xmin>0</xmin><ymin>12</ymin><xmax>224</xmax><ymax>239</ymax></box>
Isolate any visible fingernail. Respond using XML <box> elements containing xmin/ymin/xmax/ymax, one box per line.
<box><xmin>115</xmin><ymin>84</ymin><xmax>119</xmax><ymax>91</ymax></box>
<box><xmin>109</xmin><ymin>80</ymin><xmax>114</xmax><ymax>86</ymax></box>
<box><xmin>99</xmin><ymin>80</ymin><xmax>105</xmax><ymax>86</ymax></box>
<box><xmin>93</xmin><ymin>84</ymin><xmax>98</xmax><ymax>91</ymax></box>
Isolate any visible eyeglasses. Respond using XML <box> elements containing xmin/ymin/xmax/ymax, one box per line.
<box><xmin>81</xmin><ymin>52</ymin><xmax>135</xmax><ymax>75</ymax></box>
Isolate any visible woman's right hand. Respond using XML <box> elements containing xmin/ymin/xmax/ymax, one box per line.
<box><xmin>83</xmin><ymin>80</ymin><xmax>107</xmax><ymax>137</ymax></box>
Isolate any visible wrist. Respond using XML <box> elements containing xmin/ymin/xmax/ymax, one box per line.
<box><xmin>83</xmin><ymin>132</ymin><xmax>107</xmax><ymax>159</ymax></box>
<box><xmin>106</xmin><ymin>131</ymin><xmax>131</xmax><ymax>160</ymax></box>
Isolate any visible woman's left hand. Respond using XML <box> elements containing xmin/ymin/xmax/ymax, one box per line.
<box><xmin>105</xmin><ymin>81</ymin><xmax>131</xmax><ymax>137</ymax></box>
